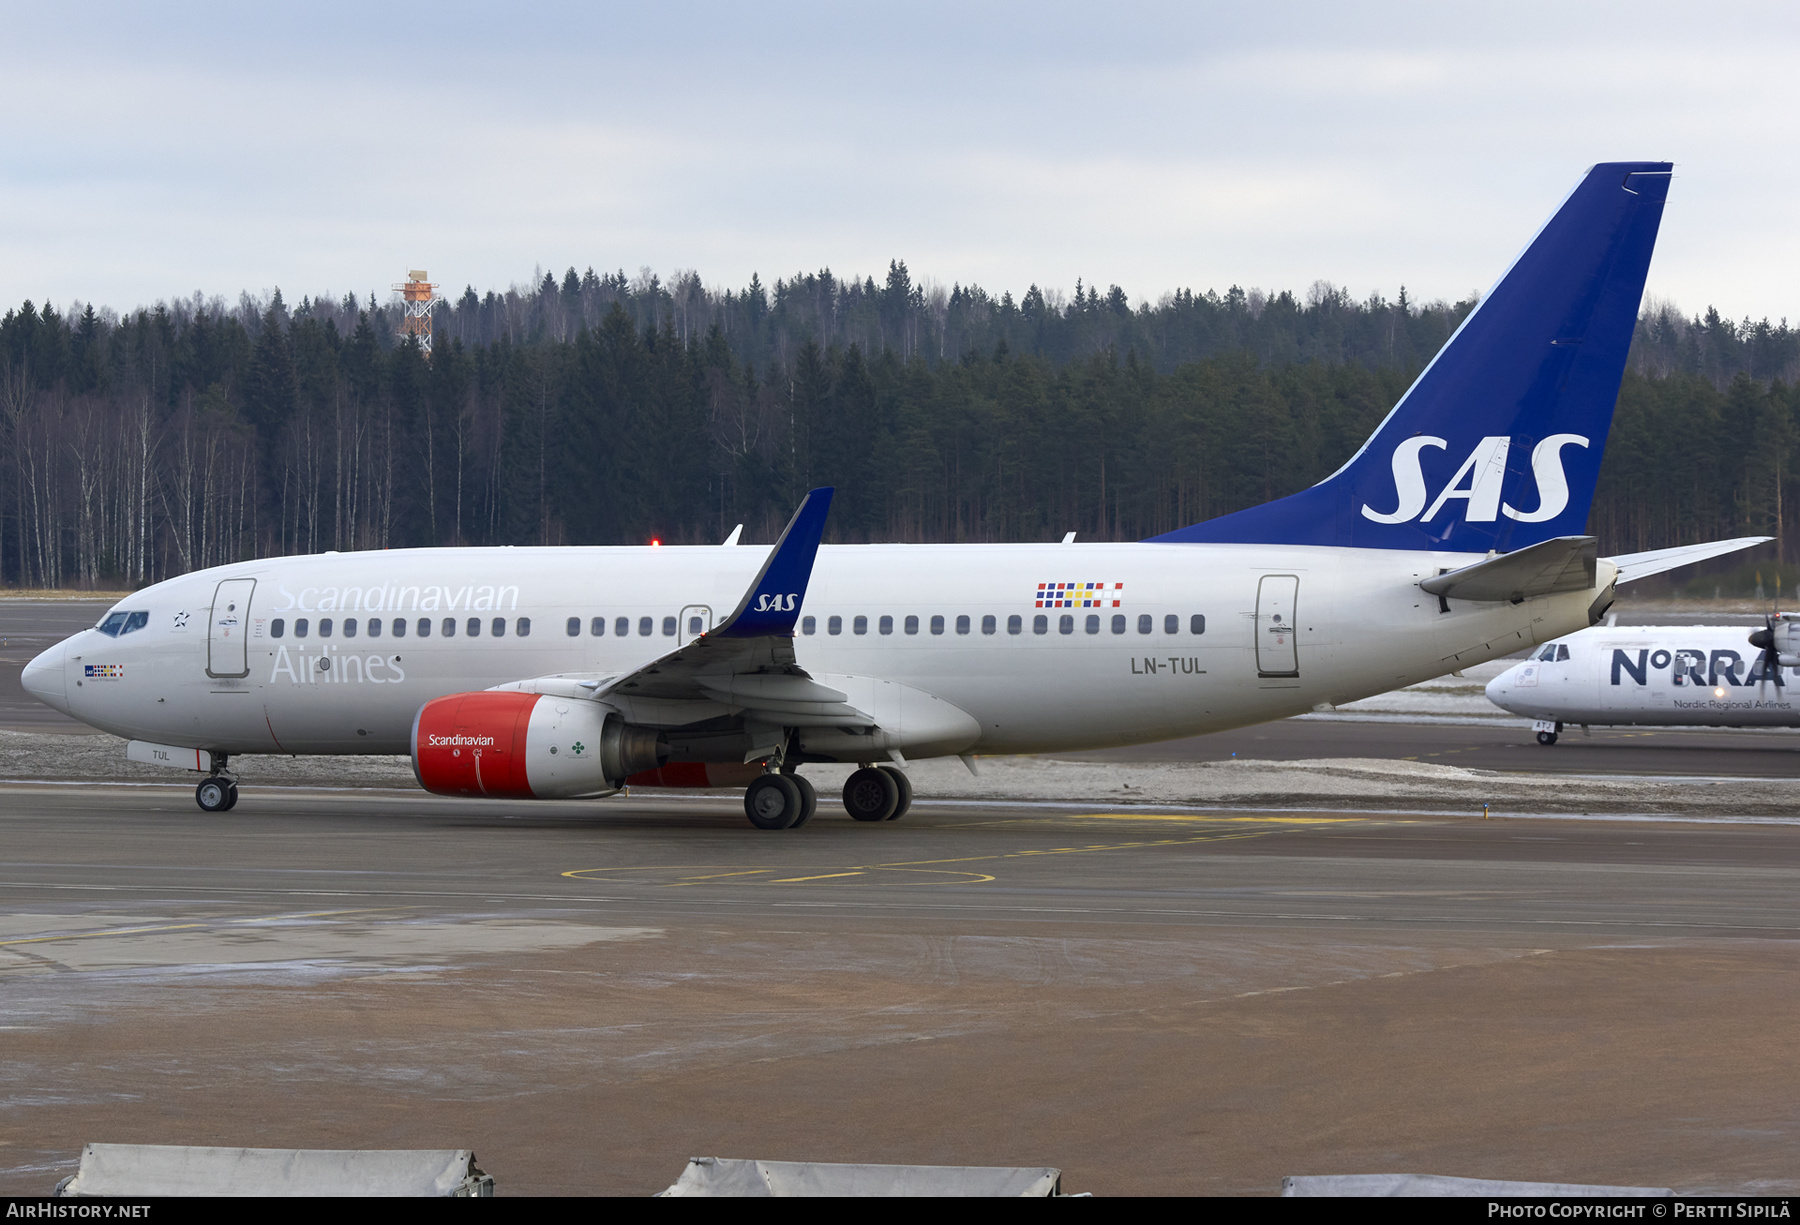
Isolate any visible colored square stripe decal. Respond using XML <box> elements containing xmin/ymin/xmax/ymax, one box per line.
<box><xmin>1035</xmin><ymin>581</ymin><xmax>1123</xmax><ymax>608</ymax></box>
<box><xmin>84</xmin><ymin>664</ymin><xmax>124</xmax><ymax>679</ymax></box>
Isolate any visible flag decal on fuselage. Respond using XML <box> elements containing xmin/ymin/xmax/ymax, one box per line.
<box><xmin>1036</xmin><ymin>582</ymin><xmax>1123</xmax><ymax>608</ymax></box>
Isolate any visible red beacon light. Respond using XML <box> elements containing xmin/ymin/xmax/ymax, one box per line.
<box><xmin>650</xmin><ymin>538</ymin><xmax>662</xmax><ymax>547</ymax></box>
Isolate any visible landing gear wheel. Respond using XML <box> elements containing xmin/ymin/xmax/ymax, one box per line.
<box><xmin>1536</xmin><ymin>731</ymin><xmax>1559</xmax><ymax>746</ymax></box>
<box><xmin>843</xmin><ymin>767</ymin><xmax>899</xmax><ymax>822</ymax></box>
<box><xmin>196</xmin><ymin>777</ymin><xmax>232</xmax><ymax>812</ymax></box>
<box><xmin>222</xmin><ymin>781</ymin><xmax>240</xmax><ymax>811</ymax></box>
<box><xmin>788</xmin><ymin>774</ymin><xmax>818</xmax><ymax>827</ymax></box>
<box><xmin>745</xmin><ymin>773</ymin><xmax>804</xmax><ymax>830</ymax></box>
<box><xmin>878</xmin><ymin>766</ymin><xmax>912</xmax><ymax>820</ymax></box>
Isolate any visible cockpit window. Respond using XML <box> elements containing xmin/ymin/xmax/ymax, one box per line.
<box><xmin>1537</xmin><ymin>645</ymin><xmax>1558</xmax><ymax>662</ymax></box>
<box><xmin>96</xmin><ymin>610</ymin><xmax>150</xmax><ymax>637</ymax></box>
<box><xmin>1556</xmin><ymin>645</ymin><xmax>1570</xmax><ymax>661</ymax></box>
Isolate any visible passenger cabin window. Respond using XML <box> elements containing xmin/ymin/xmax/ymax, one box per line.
<box><xmin>343</xmin><ymin>618</ymin><xmax>357</xmax><ymax>638</ymax></box>
<box><xmin>590</xmin><ymin>617</ymin><xmax>605</xmax><ymax>636</ymax></box>
<box><xmin>879</xmin><ymin>615</ymin><xmax>894</xmax><ymax>635</ymax></box>
<box><xmin>981</xmin><ymin>615</ymin><xmax>996</xmax><ymax>635</ymax></box>
<box><xmin>392</xmin><ymin>618</ymin><xmax>407</xmax><ymax>639</ymax></box>
<box><xmin>1060</xmin><ymin>615</ymin><xmax>1075</xmax><ymax>635</ymax></box>
<box><xmin>957</xmin><ymin>615</ymin><xmax>971</xmax><ymax>635</ymax></box>
<box><xmin>853</xmin><ymin>616</ymin><xmax>868</xmax><ymax>635</ymax></box>
<box><xmin>615</xmin><ymin>617</ymin><xmax>629</xmax><ymax>637</ymax></box>
<box><xmin>931</xmin><ymin>615</ymin><xmax>946</xmax><ymax>635</ymax></box>
<box><xmin>368</xmin><ymin>618</ymin><xmax>382</xmax><ymax>638</ymax></box>
<box><xmin>416</xmin><ymin>618</ymin><xmax>430</xmax><ymax>638</ymax></box>
<box><xmin>466</xmin><ymin>617</ymin><xmax>481</xmax><ymax>638</ymax></box>
<box><xmin>567</xmin><ymin>617</ymin><xmax>581</xmax><ymax>637</ymax></box>
<box><xmin>294</xmin><ymin>618</ymin><xmax>310</xmax><ymax>638</ymax></box>
<box><xmin>1138</xmin><ymin>614</ymin><xmax>1152</xmax><ymax>634</ymax></box>
<box><xmin>1112</xmin><ymin>614</ymin><xmax>1126</xmax><ymax>634</ymax></box>
<box><xmin>1164</xmin><ymin>614</ymin><xmax>1178</xmax><ymax>634</ymax></box>
<box><xmin>829</xmin><ymin>615</ymin><xmax>843</xmax><ymax>635</ymax></box>
<box><xmin>1008</xmin><ymin>615</ymin><xmax>1022</xmax><ymax>635</ymax></box>
<box><xmin>638</xmin><ymin>616</ymin><xmax>652</xmax><ymax>637</ymax></box>
<box><xmin>801</xmin><ymin>616</ymin><xmax>816</xmax><ymax>635</ymax></box>
<box><xmin>1191</xmin><ymin>615</ymin><xmax>1206</xmax><ymax>635</ymax></box>
<box><xmin>271</xmin><ymin>619</ymin><xmax>285</xmax><ymax>638</ymax></box>
<box><xmin>1033</xmin><ymin>615</ymin><xmax>1048</xmax><ymax>635</ymax></box>
<box><xmin>491</xmin><ymin>617</ymin><xmax>506</xmax><ymax>637</ymax></box>
<box><xmin>662</xmin><ymin>616</ymin><xmax>676</xmax><ymax>637</ymax></box>
<box><xmin>441</xmin><ymin>618</ymin><xmax>455</xmax><ymax>638</ymax></box>
<box><xmin>517</xmin><ymin>617</ymin><xmax>531</xmax><ymax>637</ymax></box>
<box><xmin>688</xmin><ymin>615</ymin><xmax>702</xmax><ymax>635</ymax></box>
<box><xmin>1085</xmin><ymin>615</ymin><xmax>1100</xmax><ymax>634</ymax></box>
<box><xmin>319</xmin><ymin>618</ymin><xmax>333</xmax><ymax>638</ymax></box>
<box><xmin>904</xmin><ymin>615</ymin><xmax>919</xmax><ymax>635</ymax></box>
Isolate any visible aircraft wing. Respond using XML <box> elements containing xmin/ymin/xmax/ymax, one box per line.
<box><xmin>587</xmin><ymin>488</ymin><xmax>873</xmax><ymax>730</ymax></box>
<box><xmin>1606</xmin><ymin>536</ymin><xmax>1771</xmax><ymax>584</ymax></box>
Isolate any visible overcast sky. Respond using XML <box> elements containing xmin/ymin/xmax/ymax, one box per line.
<box><xmin>5</xmin><ymin>2</ymin><xmax>1797</xmax><ymax>322</ymax></box>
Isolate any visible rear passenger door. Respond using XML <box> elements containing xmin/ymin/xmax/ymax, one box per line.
<box><xmin>1255</xmin><ymin>575</ymin><xmax>1299</xmax><ymax>678</ymax></box>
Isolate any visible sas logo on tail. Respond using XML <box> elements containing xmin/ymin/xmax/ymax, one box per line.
<box><xmin>1361</xmin><ymin>434</ymin><xmax>1588</xmax><ymax>525</ymax></box>
<box><xmin>753</xmin><ymin>593</ymin><xmax>800</xmax><ymax>613</ymax></box>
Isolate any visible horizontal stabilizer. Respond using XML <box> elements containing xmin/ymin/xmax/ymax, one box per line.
<box><xmin>1606</xmin><ymin>536</ymin><xmax>1772</xmax><ymax>585</ymax></box>
<box><xmin>1421</xmin><ymin>536</ymin><xmax>1596</xmax><ymax>603</ymax></box>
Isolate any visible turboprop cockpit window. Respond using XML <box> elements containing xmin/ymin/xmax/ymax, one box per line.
<box><xmin>1557</xmin><ymin>645</ymin><xmax>1570</xmax><ymax>661</ymax></box>
<box><xmin>96</xmin><ymin>610</ymin><xmax>149</xmax><ymax>637</ymax></box>
<box><xmin>1537</xmin><ymin>645</ymin><xmax>1558</xmax><ymax>662</ymax></box>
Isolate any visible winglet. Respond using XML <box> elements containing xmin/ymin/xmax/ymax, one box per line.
<box><xmin>713</xmin><ymin>488</ymin><xmax>834</xmax><ymax>638</ymax></box>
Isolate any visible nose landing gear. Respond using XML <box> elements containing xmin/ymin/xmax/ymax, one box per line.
<box><xmin>194</xmin><ymin>754</ymin><xmax>238</xmax><ymax>812</ymax></box>
<box><xmin>195</xmin><ymin>775</ymin><xmax>239</xmax><ymax>812</ymax></box>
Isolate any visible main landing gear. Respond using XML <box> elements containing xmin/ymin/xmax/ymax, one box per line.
<box><xmin>744</xmin><ymin>773</ymin><xmax>817</xmax><ymax>830</ymax></box>
<box><xmin>842</xmin><ymin>765</ymin><xmax>913</xmax><ymax>823</ymax></box>
<box><xmin>740</xmin><ymin>763</ymin><xmax>913</xmax><ymax>829</ymax></box>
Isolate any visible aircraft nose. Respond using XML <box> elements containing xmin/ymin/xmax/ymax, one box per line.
<box><xmin>21</xmin><ymin>640</ymin><xmax>69</xmax><ymax>714</ymax></box>
<box><xmin>1485</xmin><ymin>672</ymin><xmax>1509</xmax><ymax>703</ymax></box>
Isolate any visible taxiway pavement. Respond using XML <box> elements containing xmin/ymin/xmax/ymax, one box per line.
<box><xmin>3</xmin><ymin>784</ymin><xmax>1798</xmax><ymax>1196</ymax></box>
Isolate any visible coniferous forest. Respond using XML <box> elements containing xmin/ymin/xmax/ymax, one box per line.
<box><xmin>2</xmin><ymin>261</ymin><xmax>1797</xmax><ymax>590</ymax></box>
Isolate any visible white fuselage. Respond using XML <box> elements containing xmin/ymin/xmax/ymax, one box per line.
<box><xmin>1486</xmin><ymin>624</ymin><xmax>1800</xmax><ymax>728</ymax></box>
<box><xmin>28</xmin><ymin>541</ymin><xmax>1609</xmax><ymax>759</ymax></box>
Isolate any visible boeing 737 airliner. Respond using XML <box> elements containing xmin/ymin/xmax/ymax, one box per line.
<box><xmin>23</xmin><ymin>162</ymin><xmax>1762</xmax><ymax>827</ymax></box>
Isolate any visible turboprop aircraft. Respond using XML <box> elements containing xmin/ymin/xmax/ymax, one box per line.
<box><xmin>21</xmin><ymin>161</ymin><xmax>1766</xmax><ymax>828</ymax></box>
<box><xmin>1487</xmin><ymin>612</ymin><xmax>1793</xmax><ymax>744</ymax></box>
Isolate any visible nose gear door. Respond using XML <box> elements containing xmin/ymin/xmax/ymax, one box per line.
<box><xmin>1256</xmin><ymin>574</ymin><xmax>1300</xmax><ymax>678</ymax></box>
<box><xmin>207</xmin><ymin>578</ymin><xmax>256</xmax><ymax>678</ymax></box>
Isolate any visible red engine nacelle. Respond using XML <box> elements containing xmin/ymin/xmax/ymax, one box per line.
<box><xmin>411</xmin><ymin>691</ymin><xmax>666</xmax><ymax>799</ymax></box>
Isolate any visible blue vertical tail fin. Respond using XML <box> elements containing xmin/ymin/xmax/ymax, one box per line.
<box><xmin>1149</xmin><ymin>161</ymin><xmax>1672</xmax><ymax>552</ymax></box>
